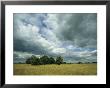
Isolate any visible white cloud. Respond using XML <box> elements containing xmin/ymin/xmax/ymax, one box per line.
<box><xmin>52</xmin><ymin>48</ymin><xmax>66</xmax><ymax>54</ymax></box>
<box><xmin>14</xmin><ymin>14</ymin><xmax>65</xmax><ymax>55</ymax></box>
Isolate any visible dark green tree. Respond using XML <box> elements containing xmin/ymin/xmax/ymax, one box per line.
<box><xmin>63</xmin><ymin>62</ymin><xmax>66</xmax><ymax>64</ymax></box>
<box><xmin>78</xmin><ymin>62</ymin><xmax>81</xmax><ymax>64</ymax></box>
<box><xmin>25</xmin><ymin>55</ymin><xmax>65</xmax><ymax>65</ymax></box>
<box><xmin>26</xmin><ymin>58</ymin><xmax>31</xmax><ymax>64</ymax></box>
<box><xmin>49</xmin><ymin>57</ymin><xmax>55</xmax><ymax>64</ymax></box>
<box><xmin>40</xmin><ymin>55</ymin><xmax>49</xmax><ymax>64</ymax></box>
<box><xmin>31</xmin><ymin>55</ymin><xmax>41</xmax><ymax>65</ymax></box>
<box><xmin>56</xmin><ymin>56</ymin><xmax>63</xmax><ymax>65</ymax></box>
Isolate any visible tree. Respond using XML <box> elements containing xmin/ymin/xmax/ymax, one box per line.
<box><xmin>31</xmin><ymin>55</ymin><xmax>41</xmax><ymax>65</ymax></box>
<box><xmin>56</xmin><ymin>56</ymin><xmax>63</xmax><ymax>65</ymax></box>
<box><xmin>78</xmin><ymin>62</ymin><xmax>82</xmax><ymax>64</ymax></box>
<box><xmin>49</xmin><ymin>57</ymin><xmax>55</xmax><ymax>64</ymax></box>
<box><xmin>40</xmin><ymin>55</ymin><xmax>50</xmax><ymax>65</ymax></box>
<box><xmin>25</xmin><ymin>55</ymin><xmax>65</xmax><ymax>65</ymax></box>
<box><xmin>92</xmin><ymin>62</ymin><xmax>97</xmax><ymax>63</ymax></box>
<box><xmin>26</xmin><ymin>57</ymin><xmax>31</xmax><ymax>64</ymax></box>
<box><xmin>63</xmin><ymin>62</ymin><xmax>66</xmax><ymax>64</ymax></box>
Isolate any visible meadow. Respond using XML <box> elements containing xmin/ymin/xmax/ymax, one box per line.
<box><xmin>14</xmin><ymin>64</ymin><xmax>97</xmax><ymax>75</ymax></box>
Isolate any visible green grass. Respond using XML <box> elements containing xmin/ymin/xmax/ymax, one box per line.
<box><xmin>14</xmin><ymin>64</ymin><xmax>97</xmax><ymax>75</ymax></box>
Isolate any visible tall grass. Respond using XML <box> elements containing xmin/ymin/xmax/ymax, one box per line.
<box><xmin>14</xmin><ymin>64</ymin><xmax>97</xmax><ymax>75</ymax></box>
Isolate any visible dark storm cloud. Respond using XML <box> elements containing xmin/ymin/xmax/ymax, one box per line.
<box><xmin>14</xmin><ymin>39</ymin><xmax>47</xmax><ymax>55</ymax></box>
<box><xmin>48</xmin><ymin>14</ymin><xmax>97</xmax><ymax>49</ymax></box>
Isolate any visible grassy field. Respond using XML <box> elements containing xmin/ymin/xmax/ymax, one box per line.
<box><xmin>14</xmin><ymin>64</ymin><xmax>97</xmax><ymax>75</ymax></box>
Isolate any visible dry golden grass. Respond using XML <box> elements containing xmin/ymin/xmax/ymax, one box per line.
<box><xmin>14</xmin><ymin>64</ymin><xmax>97</xmax><ymax>75</ymax></box>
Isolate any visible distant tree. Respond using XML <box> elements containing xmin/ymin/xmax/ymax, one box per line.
<box><xmin>63</xmin><ymin>62</ymin><xmax>66</xmax><ymax>64</ymax></box>
<box><xmin>78</xmin><ymin>62</ymin><xmax>81</xmax><ymax>64</ymax></box>
<box><xmin>25</xmin><ymin>55</ymin><xmax>65</xmax><ymax>65</ymax></box>
<box><xmin>26</xmin><ymin>57</ymin><xmax>31</xmax><ymax>64</ymax></box>
<box><xmin>92</xmin><ymin>62</ymin><xmax>97</xmax><ymax>63</ymax></box>
<box><xmin>31</xmin><ymin>55</ymin><xmax>41</xmax><ymax>65</ymax></box>
<box><xmin>49</xmin><ymin>57</ymin><xmax>55</xmax><ymax>64</ymax></box>
<box><xmin>56</xmin><ymin>56</ymin><xmax>63</xmax><ymax>65</ymax></box>
<box><xmin>40</xmin><ymin>55</ymin><xmax>50</xmax><ymax>65</ymax></box>
<box><xmin>19</xmin><ymin>62</ymin><xmax>22</xmax><ymax>64</ymax></box>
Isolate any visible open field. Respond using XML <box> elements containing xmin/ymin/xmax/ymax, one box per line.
<box><xmin>14</xmin><ymin>64</ymin><xmax>97</xmax><ymax>75</ymax></box>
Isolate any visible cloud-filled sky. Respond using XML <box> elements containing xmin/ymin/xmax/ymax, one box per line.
<box><xmin>13</xmin><ymin>13</ymin><xmax>97</xmax><ymax>63</ymax></box>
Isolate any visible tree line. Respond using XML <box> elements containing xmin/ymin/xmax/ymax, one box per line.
<box><xmin>26</xmin><ymin>55</ymin><xmax>64</xmax><ymax>65</ymax></box>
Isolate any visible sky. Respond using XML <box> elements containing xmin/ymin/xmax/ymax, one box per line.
<box><xmin>13</xmin><ymin>13</ymin><xmax>97</xmax><ymax>63</ymax></box>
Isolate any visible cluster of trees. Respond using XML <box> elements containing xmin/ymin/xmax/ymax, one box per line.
<box><xmin>26</xmin><ymin>55</ymin><xmax>64</xmax><ymax>65</ymax></box>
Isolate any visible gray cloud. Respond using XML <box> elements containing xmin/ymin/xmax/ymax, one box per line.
<box><xmin>45</xmin><ymin>13</ymin><xmax>97</xmax><ymax>49</ymax></box>
<box><xmin>13</xmin><ymin>13</ymin><xmax>97</xmax><ymax>63</ymax></box>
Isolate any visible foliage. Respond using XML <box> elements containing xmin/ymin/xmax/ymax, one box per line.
<box><xmin>63</xmin><ymin>62</ymin><xmax>66</xmax><ymax>64</ymax></box>
<box><xmin>78</xmin><ymin>62</ymin><xmax>82</xmax><ymax>64</ymax></box>
<box><xmin>26</xmin><ymin>55</ymin><xmax>62</xmax><ymax>65</ymax></box>
<box><xmin>56</xmin><ymin>56</ymin><xmax>63</xmax><ymax>65</ymax></box>
<box><xmin>40</xmin><ymin>55</ymin><xmax>50</xmax><ymax>65</ymax></box>
<box><xmin>49</xmin><ymin>57</ymin><xmax>55</xmax><ymax>64</ymax></box>
<box><xmin>31</xmin><ymin>55</ymin><xmax>41</xmax><ymax>65</ymax></box>
<box><xmin>26</xmin><ymin>58</ymin><xmax>31</xmax><ymax>64</ymax></box>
